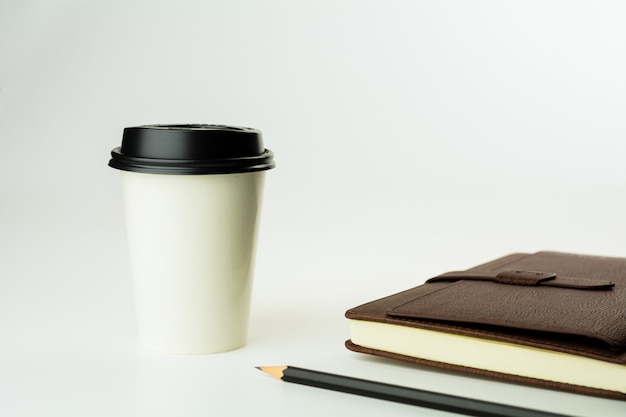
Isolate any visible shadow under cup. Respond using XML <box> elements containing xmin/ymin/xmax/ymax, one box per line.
<box><xmin>109</xmin><ymin>124</ymin><xmax>275</xmax><ymax>354</ymax></box>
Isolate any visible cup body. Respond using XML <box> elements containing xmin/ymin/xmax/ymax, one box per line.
<box><xmin>121</xmin><ymin>169</ymin><xmax>265</xmax><ymax>354</ymax></box>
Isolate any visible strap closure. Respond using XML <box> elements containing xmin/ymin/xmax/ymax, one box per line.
<box><xmin>428</xmin><ymin>269</ymin><xmax>615</xmax><ymax>290</ymax></box>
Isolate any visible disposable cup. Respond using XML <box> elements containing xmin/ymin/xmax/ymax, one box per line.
<box><xmin>109</xmin><ymin>124</ymin><xmax>275</xmax><ymax>354</ymax></box>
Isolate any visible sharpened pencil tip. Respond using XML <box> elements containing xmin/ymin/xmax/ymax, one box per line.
<box><xmin>256</xmin><ymin>365</ymin><xmax>287</xmax><ymax>379</ymax></box>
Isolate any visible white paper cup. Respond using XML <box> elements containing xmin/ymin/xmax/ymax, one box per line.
<box><xmin>109</xmin><ymin>124</ymin><xmax>275</xmax><ymax>354</ymax></box>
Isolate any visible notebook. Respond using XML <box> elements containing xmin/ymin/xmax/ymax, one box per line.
<box><xmin>345</xmin><ymin>251</ymin><xmax>626</xmax><ymax>399</ymax></box>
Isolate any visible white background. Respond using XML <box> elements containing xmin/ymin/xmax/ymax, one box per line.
<box><xmin>1</xmin><ymin>1</ymin><xmax>624</xmax><ymax>416</ymax></box>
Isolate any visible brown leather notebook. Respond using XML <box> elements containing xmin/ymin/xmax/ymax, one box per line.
<box><xmin>345</xmin><ymin>251</ymin><xmax>626</xmax><ymax>399</ymax></box>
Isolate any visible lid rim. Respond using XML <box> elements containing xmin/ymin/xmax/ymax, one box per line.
<box><xmin>109</xmin><ymin>148</ymin><xmax>275</xmax><ymax>175</ymax></box>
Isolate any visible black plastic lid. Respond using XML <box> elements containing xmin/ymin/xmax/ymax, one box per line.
<box><xmin>108</xmin><ymin>124</ymin><xmax>275</xmax><ymax>175</ymax></box>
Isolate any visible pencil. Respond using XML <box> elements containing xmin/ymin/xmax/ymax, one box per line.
<box><xmin>256</xmin><ymin>366</ymin><xmax>573</xmax><ymax>417</ymax></box>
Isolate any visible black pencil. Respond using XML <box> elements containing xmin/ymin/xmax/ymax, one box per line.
<box><xmin>256</xmin><ymin>366</ymin><xmax>574</xmax><ymax>417</ymax></box>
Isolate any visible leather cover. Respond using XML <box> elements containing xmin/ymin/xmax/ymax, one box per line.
<box><xmin>345</xmin><ymin>251</ymin><xmax>626</xmax><ymax>399</ymax></box>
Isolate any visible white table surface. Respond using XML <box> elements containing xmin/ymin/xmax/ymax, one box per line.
<box><xmin>1</xmin><ymin>2</ymin><xmax>625</xmax><ymax>416</ymax></box>
<box><xmin>1</xmin><ymin>184</ymin><xmax>624</xmax><ymax>417</ymax></box>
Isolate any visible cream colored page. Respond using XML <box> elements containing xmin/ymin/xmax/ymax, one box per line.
<box><xmin>350</xmin><ymin>320</ymin><xmax>626</xmax><ymax>394</ymax></box>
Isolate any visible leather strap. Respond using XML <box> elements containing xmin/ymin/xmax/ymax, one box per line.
<box><xmin>427</xmin><ymin>269</ymin><xmax>615</xmax><ymax>290</ymax></box>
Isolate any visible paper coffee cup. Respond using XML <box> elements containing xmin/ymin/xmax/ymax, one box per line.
<box><xmin>109</xmin><ymin>124</ymin><xmax>275</xmax><ymax>354</ymax></box>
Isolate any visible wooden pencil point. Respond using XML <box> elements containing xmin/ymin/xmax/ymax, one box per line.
<box><xmin>256</xmin><ymin>365</ymin><xmax>287</xmax><ymax>380</ymax></box>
